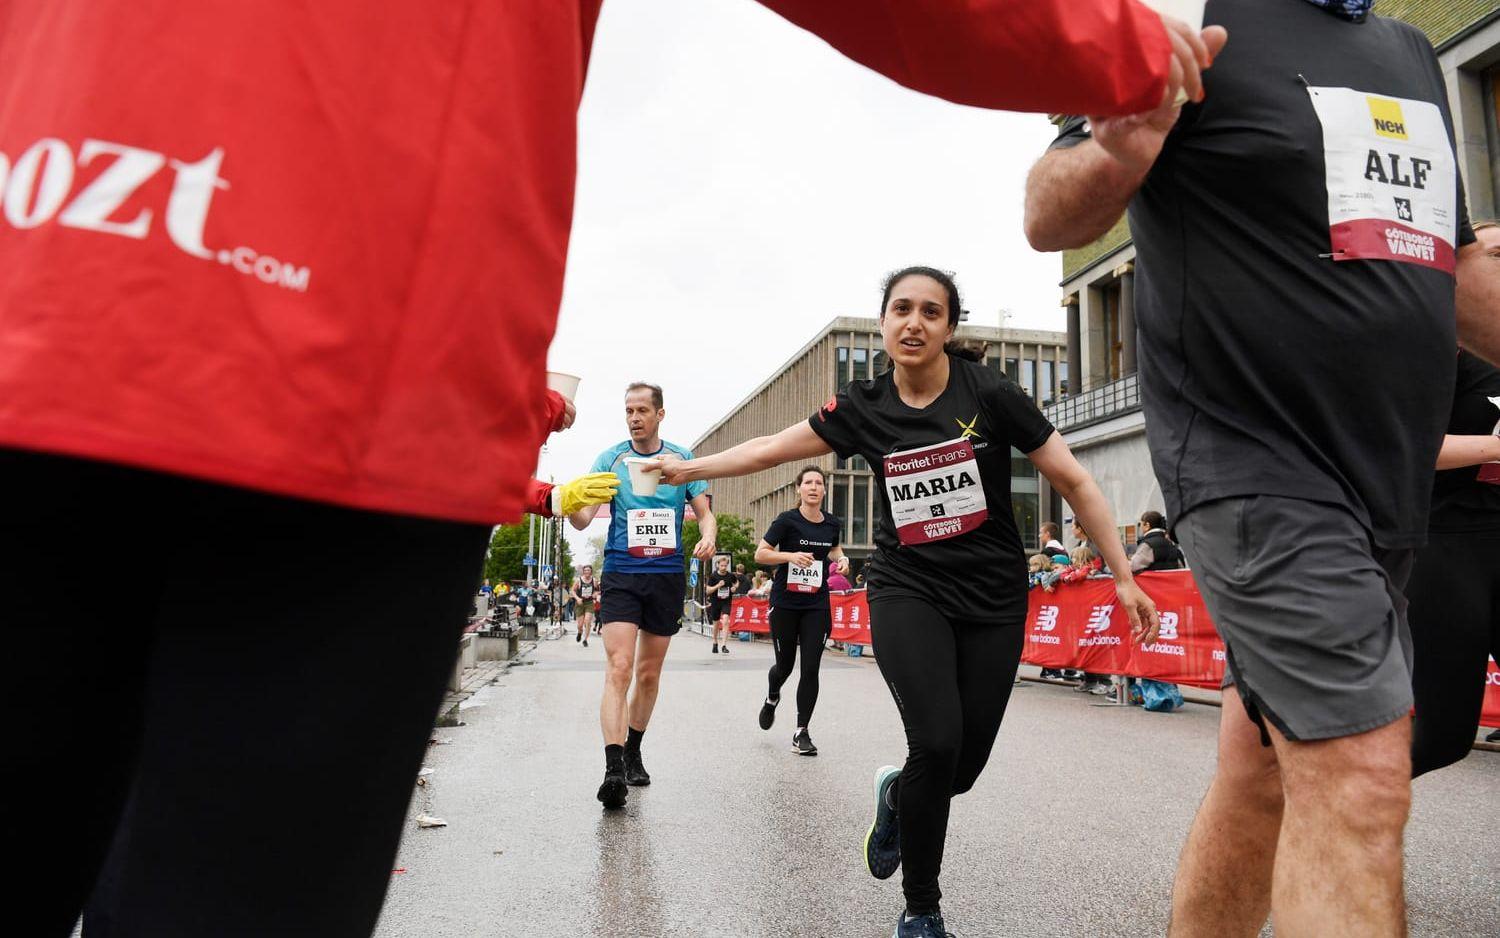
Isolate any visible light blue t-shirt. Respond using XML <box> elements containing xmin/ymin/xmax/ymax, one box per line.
<box><xmin>591</xmin><ymin>440</ymin><xmax>709</xmax><ymax>575</ymax></box>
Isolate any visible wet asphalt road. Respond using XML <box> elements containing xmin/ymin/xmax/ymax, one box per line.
<box><xmin>374</xmin><ymin>629</ymin><xmax>1499</xmax><ymax>938</ymax></box>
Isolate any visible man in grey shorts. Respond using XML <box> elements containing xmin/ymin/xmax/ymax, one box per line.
<box><xmin>1025</xmin><ymin>0</ymin><xmax>1500</xmax><ymax>933</ymax></box>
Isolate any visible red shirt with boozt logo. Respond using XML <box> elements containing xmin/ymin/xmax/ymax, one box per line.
<box><xmin>0</xmin><ymin>0</ymin><xmax>1169</xmax><ymax>523</ymax></box>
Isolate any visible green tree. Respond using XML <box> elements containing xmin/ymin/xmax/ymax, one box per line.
<box><xmin>483</xmin><ymin>520</ymin><xmax>573</xmax><ymax>586</ymax></box>
<box><xmin>682</xmin><ymin>512</ymin><xmax>758</xmax><ymax>576</ymax></box>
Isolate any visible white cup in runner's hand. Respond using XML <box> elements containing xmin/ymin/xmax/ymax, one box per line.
<box><xmin>546</xmin><ymin>370</ymin><xmax>581</xmax><ymax>401</ymax></box>
<box><xmin>623</xmin><ymin>457</ymin><xmax>661</xmax><ymax>496</ymax></box>
<box><xmin>1138</xmin><ymin>0</ymin><xmax>1206</xmax><ymax>105</ymax></box>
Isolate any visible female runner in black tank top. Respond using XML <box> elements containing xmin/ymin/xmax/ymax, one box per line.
<box><xmin>648</xmin><ymin>266</ymin><xmax>1158</xmax><ymax>938</ymax></box>
<box><xmin>755</xmin><ymin>465</ymin><xmax>848</xmax><ymax>756</ymax></box>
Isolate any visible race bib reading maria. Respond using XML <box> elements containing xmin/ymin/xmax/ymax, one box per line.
<box><xmin>787</xmin><ymin>561</ymin><xmax>824</xmax><ymax>593</ymax></box>
<box><xmin>883</xmin><ymin>437</ymin><xmax>988</xmax><ymax>546</ymax></box>
<box><xmin>627</xmin><ymin>509</ymin><xmax>677</xmax><ymax>558</ymax></box>
<box><xmin>1307</xmin><ymin>85</ymin><xmax>1458</xmax><ymax>273</ymax></box>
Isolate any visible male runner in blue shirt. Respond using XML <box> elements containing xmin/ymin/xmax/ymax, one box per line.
<box><xmin>570</xmin><ymin>382</ymin><xmax>714</xmax><ymax>809</ymax></box>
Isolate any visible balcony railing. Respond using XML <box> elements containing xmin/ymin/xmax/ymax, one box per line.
<box><xmin>1043</xmin><ymin>373</ymin><xmax>1141</xmax><ymax>432</ymax></box>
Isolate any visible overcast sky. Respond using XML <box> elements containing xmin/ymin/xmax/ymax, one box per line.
<box><xmin>540</xmin><ymin>0</ymin><xmax>1069</xmax><ymax>561</ymax></box>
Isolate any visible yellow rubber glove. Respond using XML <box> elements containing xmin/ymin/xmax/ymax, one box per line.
<box><xmin>551</xmin><ymin>471</ymin><xmax>620</xmax><ymax>516</ymax></box>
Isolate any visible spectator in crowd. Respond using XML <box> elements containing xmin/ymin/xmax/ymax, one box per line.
<box><xmin>1131</xmin><ymin>510</ymin><xmax>1186</xmax><ymax>572</ymax></box>
<box><xmin>733</xmin><ymin>563</ymin><xmax>752</xmax><ymax>598</ymax></box>
<box><xmin>1039</xmin><ymin>521</ymin><xmax>1067</xmax><ymax>556</ymax></box>
<box><xmin>828</xmin><ymin>565</ymin><xmax>854</xmax><ymax>593</ymax></box>
<box><xmin>1028</xmin><ymin>554</ymin><xmax>1052</xmax><ymax>589</ymax></box>
<box><xmin>749</xmin><ymin>570</ymin><xmax>773</xmax><ymax>599</ymax></box>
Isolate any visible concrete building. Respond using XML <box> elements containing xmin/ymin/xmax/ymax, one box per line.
<box><xmin>693</xmin><ymin>317</ymin><xmax>1068</xmax><ymax>561</ymax></box>
<box><xmin>1044</xmin><ymin>1</ymin><xmax>1500</xmax><ymax>547</ymax></box>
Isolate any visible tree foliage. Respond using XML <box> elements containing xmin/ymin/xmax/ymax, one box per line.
<box><xmin>682</xmin><ymin>512</ymin><xmax>758</xmax><ymax>575</ymax></box>
<box><xmin>483</xmin><ymin>519</ymin><xmax>573</xmax><ymax>586</ymax></box>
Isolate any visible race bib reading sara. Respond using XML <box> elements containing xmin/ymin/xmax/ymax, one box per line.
<box><xmin>883</xmin><ymin>437</ymin><xmax>988</xmax><ymax>546</ymax></box>
<box><xmin>1307</xmin><ymin>85</ymin><xmax>1458</xmax><ymax>273</ymax></box>
<box><xmin>627</xmin><ymin>509</ymin><xmax>677</xmax><ymax>558</ymax></box>
<box><xmin>787</xmin><ymin>561</ymin><xmax>824</xmax><ymax>593</ymax></box>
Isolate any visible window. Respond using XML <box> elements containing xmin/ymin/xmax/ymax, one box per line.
<box><xmin>1100</xmin><ymin>282</ymin><xmax>1124</xmax><ymax>382</ymax></box>
<box><xmin>836</xmin><ymin>346</ymin><xmax>849</xmax><ymax>389</ymax></box>
<box><xmin>850</xmin><ymin>454</ymin><xmax>869</xmax><ymax>472</ymax></box>
<box><xmin>1058</xmin><ymin>361</ymin><xmax>1070</xmax><ymax>397</ymax></box>
<box><xmin>852</xmin><ymin>476</ymin><xmax>870</xmax><ymax>545</ymax></box>
<box><xmin>1040</xmin><ymin>360</ymin><xmax>1055</xmax><ymax>406</ymax></box>
<box><xmin>1004</xmin><ymin>357</ymin><xmax>1019</xmax><ymax>383</ymax></box>
<box><xmin>830</xmin><ymin>477</ymin><xmax>849</xmax><ymax>540</ymax></box>
<box><xmin>853</xmin><ymin>346</ymin><xmax>869</xmax><ymax>382</ymax></box>
<box><xmin>1010</xmin><ymin>446</ymin><xmax>1040</xmax><ymax>549</ymax></box>
<box><xmin>1021</xmin><ymin>359</ymin><xmax>1036</xmax><ymax>400</ymax></box>
<box><xmin>872</xmin><ymin>349</ymin><xmax>889</xmax><ymax>377</ymax></box>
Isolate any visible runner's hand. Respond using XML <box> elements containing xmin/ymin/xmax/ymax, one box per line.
<box><xmin>1157</xmin><ymin>17</ymin><xmax>1228</xmax><ymax>108</ymax></box>
<box><xmin>694</xmin><ymin>536</ymin><xmax>716</xmax><ymax>561</ymax></box>
<box><xmin>1115</xmin><ymin>577</ymin><xmax>1160</xmax><ymax>644</ymax></box>
<box><xmin>1089</xmin><ymin>102</ymin><xmax>1184</xmax><ymax>177</ymax></box>
<box><xmin>790</xmin><ymin>552</ymin><xmax>816</xmax><ymax>568</ymax></box>
<box><xmin>554</xmin><ymin>472</ymin><xmax>619</xmax><ymax>515</ymax></box>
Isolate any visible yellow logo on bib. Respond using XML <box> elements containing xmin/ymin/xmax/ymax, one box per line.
<box><xmin>1367</xmin><ymin>97</ymin><xmax>1408</xmax><ymax>140</ymax></box>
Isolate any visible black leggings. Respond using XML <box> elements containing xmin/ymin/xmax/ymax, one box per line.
<box><xmin>1</xmin><ymin>449</ymin><xmax>490</xmax><ymax>938</ymax></box>
<box><xmin>1406</xmin><ymin>529</ymin><xmax>1500</xmax><ymax>778</ymax></box>
<box><xmin>768</xmin><ymin>606</ymin><xmax>829</xmax><ymax>727</ymax></box>
<box><xmin>870</xmin><ymin>596</ymin><xmax>1025</xmax><ymax>915</ymax></box>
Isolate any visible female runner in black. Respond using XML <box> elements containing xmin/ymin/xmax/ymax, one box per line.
<box><xmin>755</xmin><ymin>465</ymin><xmax>849</xmax><ymax>755</ymax></box>
<box><xmin>650</xmin><ymin>266</ymin><xmax>1157</xmax><ymax>938</ymax></box>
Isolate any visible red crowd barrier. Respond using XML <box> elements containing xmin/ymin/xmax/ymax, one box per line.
<box><xmin>731</xmin><ymin>574</ymin><xmax>1500</xmax><ymax>728</ymax></box>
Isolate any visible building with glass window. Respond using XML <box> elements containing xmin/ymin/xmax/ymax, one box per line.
<box><xmin>1044</xmin><ymin>1</ymin><xmax>1500</xmax><ymax>548</ymax></box>
<box><xmin>693</xmin><ymin>317</ymin><xmax>1068</xmax><ymax>563</ymax></box>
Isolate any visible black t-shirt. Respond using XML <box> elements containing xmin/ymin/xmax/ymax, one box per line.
<box><xmin>1051</xmin><ymin>0</ymin><xmax>1475</xmax><ymax>549</ymax></box>
<box><xmin>1430</xmin><ymin>352</ymin><xmax>1500</xmax><ymax>533</ymax></box>
<box><xmin>705</xmin><ymin>570</ymin><xmax>735</xmax><ymax>604</ymax></box>
<box><xmin>762</xmin><ymin>508</ymin><xmax>842</xmax><ymax>610</ymax></box>
<box><xmin>808</xmin><ymin>354</ymin><xmax>1054</xmax><ymax>623</ymax></box>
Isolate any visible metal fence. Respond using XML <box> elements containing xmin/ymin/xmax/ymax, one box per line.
<box><xmin>1043</xmin><ymin>373</ymin><xmax>1141</xmax><ymax>432</ymax></box>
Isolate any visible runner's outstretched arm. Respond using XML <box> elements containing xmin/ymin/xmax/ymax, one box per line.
<box><xmin>691</xmin><ymin>493</ymin><xmax>717</xmax><ymax>560</ymax></box>
<box><xmin>1456</xmin><ymin>240</ymin><xmax>1500</xmax><ymax>365</ymax></box>
<box><xmin>1026</xmin><ymin>431</ymin><xmax>1159</xmax><ymax>643</ymax></box>
<box><xmin>649</xmin><ymin>422</ymin><xmax>831</xmax><ymax>485</ymax></box>
<box><xmin>757</xmin><ymin>0</ymin><xmax>1221</xmax><ymax>116</ymax></box>
<box><xmin>1435</xmin><ymin>432</ymin><xmax>1500</xmax><ymax>469</ymax></box>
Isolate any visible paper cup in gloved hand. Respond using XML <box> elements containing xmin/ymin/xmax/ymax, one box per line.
<box><xmin>622</xmin><ymin>457</ymin><xmax>661</xmax><ymax>496</ymax></box>
<box><xmin>546</xmin><ymin>371</ymin><xmax>581</xmax><ymax>401</ymax></box>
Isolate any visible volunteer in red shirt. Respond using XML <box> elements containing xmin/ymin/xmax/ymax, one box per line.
<box><xmin>0</xmin><ymin>2</ymin><xmax>1220</xmax><ymax>934</ymax></box>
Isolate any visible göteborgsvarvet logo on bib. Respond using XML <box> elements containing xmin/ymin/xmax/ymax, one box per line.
<box><xmin>1306</xmin><ymin>86</ymin><xmax>1458</xmax><ymax>272</ymax></box>
<box><xmin>883</xmin><ymin>438</ymin><xmax>988</xmax><ymax>546</ymax></box>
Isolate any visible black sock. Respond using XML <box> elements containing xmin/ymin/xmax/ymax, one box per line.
<box><xmin>626</xmin><ymin>726</ymin><xmax>645</xmax><ymax>753</ymax></box>
<box><xmin>605</xmin><ymin>744</ymin><xmax>624</xmax><ymax>772</ymax></box>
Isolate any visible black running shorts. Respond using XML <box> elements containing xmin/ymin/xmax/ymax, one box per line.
<box><xmin>599</xmin><ymin>571</ymin><xmax>684</xmax><ymax>637</ymax></box>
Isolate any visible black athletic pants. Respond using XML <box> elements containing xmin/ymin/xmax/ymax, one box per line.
<box><xmin>767</xmin><ymin>606</ymin><xmax>829</xmax><ymax>727</ymax></box>
<box><xmin>1406</xmin><ymin>529</ymin><xmax>1500</xmax><ymax>777</ymax></box>
<box><xmin>870</xmin><ymin>596</ymin><xmax>1025</xmax><ymax>915</ymax></box>
<box><xmin>2</xmin><ymin>449</ymin><xmax>489</xmax><ymax>937</ymax></box>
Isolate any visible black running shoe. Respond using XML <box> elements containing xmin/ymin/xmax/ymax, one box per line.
<box><xmin>720</xmin><ymin>644</ymin><xmax>729</xmax><ymax>654</ymax></box>
<box><xmin>597</xmin><ymin>770</ymin><xmax>628</xmax><ymax>810</ymax></box>
<box><xmin>1489</xmin><ymin>728</ymin><xmax>1500</xmax><ymax>743</ymax></box>
<box><xmin>759</xmin><ymin>696</ymin><xmax>779</xmax><ymax>731</ymax></box>
<box><xmin>792</xmin><ymin>728</ymin><xmax>817</xmax><ymax>756</ymax></box>
<box><xmin>623</xmin><ymin>749</ymin><xmax>651</xmax><ymax>786</ymax></box>
<box><xmin>864</xmin><ymin>765</ymin><xmax>901</xmax><ymax>879</ymax></box>
<box><xmin>893</xmin><ymin>911</ymin><xmax>955</xmax><ymax>937</ymax></box>
<box><xmin>712</xmin><ymin>644</ymin><xmax>719</xmax><ymax>654</ymax></box>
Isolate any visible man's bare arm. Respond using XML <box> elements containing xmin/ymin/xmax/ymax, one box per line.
<box><xmin>1024</xmin><ymin>140</ymin><xmax>1150</xmax><ymax>253</ymax></box>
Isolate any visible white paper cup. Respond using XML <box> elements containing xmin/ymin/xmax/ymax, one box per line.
<box><xmin>546</xmin><ymin>370</ymin><xmax>581</xmax><ymax>401</ymax></box>
<box><xmin>623</xmin><ymin>457</ymin><xmax>661</xmax><ymax>496</ymax></box>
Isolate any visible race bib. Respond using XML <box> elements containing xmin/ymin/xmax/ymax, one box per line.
<box><xmin>1479</xmin><ymin>396</ymin><xmax>1500</xmax><ymax>485</ymax></box>
<box><xmin>787</xmin><ymin>561</ymin><xmax>824</xmax><ymax>594</ymax></box>
<box><xmin>883</xmin><ymin>437</ymin><xmax>988</xmax><ymax>546</ymax></box>
<box><xmin>580</xmin><ymin>582</ymin><xmax>595</xmax><ymax>599</ymax></box>
<box><xmin>1307</xmin><ymin>86</ymin><xmax>1458</xmax><ymax>273</ymax></box>
<box><xmin>627</xmin><ymin>508</ymin><xmax>677</xmax><ymax>557</ymax></box>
